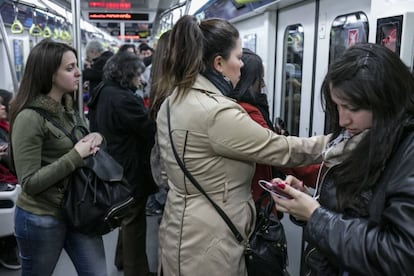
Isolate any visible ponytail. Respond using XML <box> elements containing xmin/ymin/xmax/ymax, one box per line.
<box><xmin>164</xmin><ymin>15</ymin><xmax>204</xmax><ymax>94</ymax></box>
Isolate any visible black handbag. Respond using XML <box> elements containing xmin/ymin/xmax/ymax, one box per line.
<box><xmin>28</xmin><ymin>107</ymin><xmax>135</xmax><ymax>235</ymax></box>
<box><xmin>245</xmin><ymin>192</ymin><xmax>289</xmax><ymax>276</ymax></box>
<box><xmin>65</xmin><ymin>148</ymin><xmax>134</xmax><ymax>235</ymax></box>
<box><xmin>167</xmin><ymin>101</ymin><xmax>288</xmax><ymax>274</ymax></box>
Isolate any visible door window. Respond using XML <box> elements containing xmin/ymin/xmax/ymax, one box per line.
<box><xmin>281</xmin><ymin>24</ymin><xmax>304</xmax><ymax>136</ymax></box>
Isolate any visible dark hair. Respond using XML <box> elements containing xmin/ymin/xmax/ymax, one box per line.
<box><xmin>149</xmin><ymin>30</ymin><xmax>171</xmax><ymax>119</ymax></box>
<box><xmin>139</xmin><ymin>43</ymin><xmax>153</xmax><ymax>53</ymax></box>
<box><xmin>321</xmin><ymin>43</ymin><xmax>414</xmax><ymax>211</ymax></box>
<box><xmin>229</xmin><ymin>48</ymin><xmax>273</xmax><ymax>129</ymax></box>
<box><xmin>103</xmin><ymin>51</ymin><xmax>145</xmax><ymax>89</ymax></box>
<box><xmin>231</xmin><ymin>48</ymin><xmax>264</xmax><ymax>103</ymax></box>
<box><xmin>118</xmin><ymin>44</ymin><xmax>137</xmax><ymax>54</ymax></box>
<box><xmin>0</xmin><ymin>89</ymin><xmax>13</xmax><ymax>115</ymax></box>
<box><xmin>164</xmin><ymin>15</ymin><xmax>240</xmax><ymax>94</ymax></box>
<box><xmin>9</xmin><ymin>39</ymin><xmax>77</xmax><ymax>127</ymax></box>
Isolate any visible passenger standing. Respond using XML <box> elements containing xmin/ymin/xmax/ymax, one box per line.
<box><xmin>87</xmin><ymin>51</ymin><xmax>157</xmax><ymax>276</ymax></box>
<box><xmin>9</xmin><ymin>39</ymin><xmax>106</xmax><ymax>276</ymax></box>
<box><xmin>272</xmin><ymin>43</ymin><xmax>414</xmax><ymax>275</ymax></box>
<box><xmin>228</xmin><ymin>49</ymin><xmax>320</xmax><ymax>200</ymax></box>
<box><xmin>118</xmin><ymin>44</ymin><xmax>137</xmax><ymax>54</ymax></box>
<box><xmin>138</xmin><ymin>43</ymin><xmax>154</xmax><ymax>59</ymax></box>
<box><xmin>140</xmin><ymin>44</ymin><xmax>154</xmax><ymax>108</ymax></box>
<box><xmin>227</xmin><ymin>49</ymin><xmax>274</xmax><ymax>201</ymax></box>
<box><xmin>147</xmin><ymin>30</ymin><xmax>172</xmax><ymax>216</ymax></box>
<box><xmin>83</xmin><ymin>40</ymin><xmax>114</xmax><ymax>94</ymax></box>
<box><xmin>148</xmin><ymin>30</ymin><xmax>172</xmax><ymax>120</ymax></box>
<box><xmin>156</xmin><ymin>15</ymin><xmax>330</xmax><ymax>275</ymax></box>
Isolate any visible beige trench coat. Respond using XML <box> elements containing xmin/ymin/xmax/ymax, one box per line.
<box><xmin>156</xmin><ymin>75</ymin><xmax>330</xmax><ymax>276</ymax></box>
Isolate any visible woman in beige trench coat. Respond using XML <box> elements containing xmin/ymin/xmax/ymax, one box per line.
<box><xmin>156</xmin><ymin>16</ymin><xmax>329</xmax><ymax>276</ymax></box>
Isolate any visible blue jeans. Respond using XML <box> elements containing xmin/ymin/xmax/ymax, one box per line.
<box><xmin>14</xmin><ymin>207</ymin><xmax>107</xmax><ymax>276</ymax></box>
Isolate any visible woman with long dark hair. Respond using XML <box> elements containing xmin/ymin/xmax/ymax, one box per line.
<box><xmin>273</xmin><ymin>43</ymin><xmax>414</xmax><ymax>275</ymax></box>
<box><xmin>9</xmin><ymin>39</ymin><xmax>105</xmax><ymax>275</ymax></box>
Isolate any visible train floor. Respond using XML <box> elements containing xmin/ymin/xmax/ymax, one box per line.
<box><xmin>0</xmin><ymin>214</ymin><xmax>161</xmax><ymax>276</ymax></box>
<box><xmin>0</xmin><ymin>213</ymin><xmax>302</xmax><ymax>276</ymax></box>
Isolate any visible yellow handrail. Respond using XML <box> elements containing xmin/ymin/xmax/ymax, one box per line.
<box><xmin>43</xmin><ymin>26</ymin><xmax>52</xmax><ymax>38</ymax></box>
<box><xmin>11</xmin><ymin>5</ymin><xmax>24</xmax><ymax>34</ymax></box>
<box><xmin>60</xmin><ymin>29</ymin><xmax>71</xmax><ymax>40</ymax></box>
<box><xmin>11</xmin><ymin>19</ymin><xmax>24</xmax><ymax>34</ymax></box>
<box><xmin>29</xmin><ymin>23</ymin><xmax>43</xmax><ymax>36</ymax></box>
<box><xmin>29</xmin><ymin>9</ymin><xmax>42</xmax><ymax>37</ymax></box>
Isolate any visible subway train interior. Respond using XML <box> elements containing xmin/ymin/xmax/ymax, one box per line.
<box><xmin>1</xmin><ymin>0</ymin><xmax>414</xmax><ymax>275</ymax></box>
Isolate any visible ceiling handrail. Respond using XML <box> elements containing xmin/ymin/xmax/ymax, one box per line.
<box><xmin>10</xmin><ymin>3</ymin><xmax>24</xmax><ymax>34</ymax></box>
<box><xmin>42</xmin><ymin>11</ymin><xmax>52</xmax><ymax>37</ymax></box>
<box><xmin>28</xmin><ymin>9</ymin><xmax>43</xmax><ymax>36</ymax></box>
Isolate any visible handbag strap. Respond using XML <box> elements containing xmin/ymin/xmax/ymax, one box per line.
<box><xmin>166</xmin><ymin>100</ymin><xmax>245</xmax><ymax>243</ymax></box>
<box><xmin>26</xmin><ymin>107</ymin><xmax>88</xmax><ymax>144</ymax></box>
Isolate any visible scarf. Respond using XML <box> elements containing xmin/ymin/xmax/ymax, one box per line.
<box><xmin>202</xmin><ymin>68</ymin><xmax>233</xmax><ymax>96</ymax></box>
<box><xmin>0</xmin><ymin>120</ymin><xmax>9</xmax><ymax>132</ymax></box>
<box><xmin>322</xmin><ymin>129</ymin><xmax>369</xmax><ymax>167</ymax></box>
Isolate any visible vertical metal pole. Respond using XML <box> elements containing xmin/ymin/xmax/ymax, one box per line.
<box><xmin>120</xmin><ymin>22</ymin><xmax>125</xmax><ymax>42</ymax></box>
<box><xmin>71</xmin><ymin>0</ymin><xmax>84</xmax><ymax>115</ymax></box>
<box><xmin>184</xmin><ymin>0</ymin><xmax>192</xmax><ymax>15</ymax></box>
<box><xmin>0</xmin><ymin>13</ymin><xmax>19</xmax><ymax>94</ymax></box>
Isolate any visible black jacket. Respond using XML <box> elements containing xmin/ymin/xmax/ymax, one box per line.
<box><xmin>88</xmin><ymin>81</ymin><xmax>157</xmax><ymax>198</ymax></box>
<box><xmin>303</xmin><ymin>131</ymin><xmax>414</xmax><ymax>276</ymax></box>
<box><xmin>83</xmin><ymin>51</ymin><xmax>114</xmax><ymax>93</ymax></box>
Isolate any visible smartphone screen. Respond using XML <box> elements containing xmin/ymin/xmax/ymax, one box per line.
<box><xmin>258</xmin><ymin>180</ymin><xmax>293</xmax><ymax>199</ymax></box>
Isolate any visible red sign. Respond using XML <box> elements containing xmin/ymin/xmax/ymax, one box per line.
<box><xmin>347</xmin><ymin>29</ymin><xmax>359</xmax><ymax>47</ymax></box>
<box><xmin>89</xmin><ymin>2</ymin><xmax>131</xmax><ymax>10</ymax></box>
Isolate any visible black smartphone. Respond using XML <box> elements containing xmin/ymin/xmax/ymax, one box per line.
<box><xmin>258</xmin><ymin>180</ymin><xmax>293</xmax><ymax>199</ymax></box>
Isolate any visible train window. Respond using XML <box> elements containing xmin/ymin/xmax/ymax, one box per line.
<box><xmin>329</xmin><ymin>12</ymin><xmax>369</xmax><ymax>64</ymax></box>
<box><xmin>242</xmin><ymin>33</ymin><xmax>257</xmax><ymax>53</ymax></box>
<box><xmin>376</xmin><ymin>15</ymin><xmax>403</xmax><ymax>55</ymax></box>
<box><xmin>282</xmin><ymin>24</ymin><xmax>304</xmax><ymax>137</ymax></box>
<box><xmin>325</xmin><ymin>12</ymin><xmax>369</xmax><ymax>134</ymax></box>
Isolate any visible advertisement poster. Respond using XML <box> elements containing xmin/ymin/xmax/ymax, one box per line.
<box><xmin>13</xmin><ymin>39</ymin><xmax>24</xmax><ymax>82</ymax></box>
<box><xmin>376</xmin><ymin>15</ymin><xmax>403</xmax><ymax>55</ymax></box>
<box><xmin>347</xmin><ymin>29</ymin><xmax>359</xmax><ymax>47</ymax></box>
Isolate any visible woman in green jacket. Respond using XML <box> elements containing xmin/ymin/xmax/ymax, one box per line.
<box><xmin>9</xmin><ymin>39</ymin><xmax>106</xmax><ymax>276</ymax></box>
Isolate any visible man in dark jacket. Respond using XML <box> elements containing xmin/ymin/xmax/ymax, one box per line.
<box><xmin>88</xmin><ymin>51</ymin><xmax>157</xmax><ymax>276</ymax></box>
<box><xmin>83</xmin><ymin>40</ymin><xmax>114</xmax><ymax>95</ymax></box>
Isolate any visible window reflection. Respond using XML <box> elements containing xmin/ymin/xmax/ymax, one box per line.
<box><xmin>325</xmin><ymin>12</ymin><xmax>369</xmax><ymax>134</ymax></box>
<box><xmin>376</xmin><ymin>15</ymin><xmax>403</xmax><ymax>55</ymax></box>
<box><xmin>329</xmin><ymin>12</ymin><xmax>369</xmax><ymax>64</ymax></box>
<box><xmin>282</xmin><ymin>24</ymin><xmax>303</xmax><ymax>136</ymax></box>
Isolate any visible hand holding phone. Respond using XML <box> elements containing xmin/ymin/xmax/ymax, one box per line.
<box><xmin>258</xmin><ymin>180</ymin><xmax>293</xmax><ymax>199</ymax></box>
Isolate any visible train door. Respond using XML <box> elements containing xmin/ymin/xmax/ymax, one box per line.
<box><xmin>311</xmin><ymin>0</ymin><xmax>371</xmax><ymax>135</ymax></box>
<box><xmin>273</xmin><ymin>2</ymin><xmax>317</xmax><ymax>275</ymax></box>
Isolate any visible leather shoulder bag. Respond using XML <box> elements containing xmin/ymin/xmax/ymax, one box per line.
<box><xmin>27</xmin><ymin>107</ymin><xmax>135</xmax><ymax>236</ymax></box>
